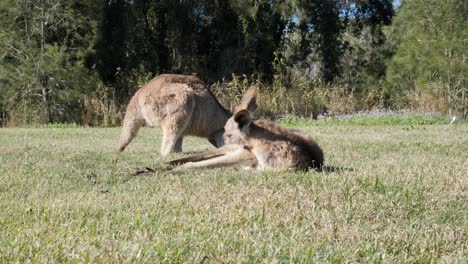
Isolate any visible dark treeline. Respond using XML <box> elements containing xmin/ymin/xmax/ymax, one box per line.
<box><xmin>0</xmin><ymin>0</ymin><xmax>466</xmax><ymax>126</ymax></box>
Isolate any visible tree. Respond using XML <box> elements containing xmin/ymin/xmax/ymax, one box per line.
<box><xmin>278</xmin><ymin>0</ymin><xmax>394</xmax><ymax>86</ymax></box>
<box><xmin>143</xmin><ymin>0</ymin><xmax>169</xmax><ymax>74</ymax></box>
<box><xmin>287</xmin><ymin>0</ymin><xmax>343</xmax><ymax>82</ymax></box>
<box><xmin>339</xmin><ymin>0</ymin><xmax>395</xmax><ymax>105</ymax></box>
<box><xmin>194</xmin><ymin>0</ymin><xmax>243</xmax><ymax>80</ymax></box>
<box><xmin>230</xmin><ymin>0</ymin><xmax>286</xmax><ymax>80</ymax></box>
<box><xmin>0</xmin><ymin>0</ymin><xmax>100</xmax><ymax>124</ymax></box>
<box><xmin>385</xmin><ymin>0</ymin><xmax>467</xmax><ymax>116</ymax></box>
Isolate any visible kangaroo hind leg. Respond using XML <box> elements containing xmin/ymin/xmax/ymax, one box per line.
<box><xmin>160</xmin><ymin>93</ymin><xmax>195</xmax><ymax>156</ymax></box>
<box><xmin>160</xmin><ymin>115</ymin><xmax>191</xmax><ymax>156</ymax></box>
<box><xmin>171</xmin><ymin>147</ymin><xmax>257</xmax><ymax>171</ymax></box>
<box><xmin>169</xmin><ymin>144</ymin><xmax>243</xmax><ymax>165</ymax></box>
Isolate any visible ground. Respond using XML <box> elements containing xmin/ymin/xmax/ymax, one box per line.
<box><xmin>0</xmin><ymin>116</ymin><xmax>466</xmax><ymax>262</ymax></box>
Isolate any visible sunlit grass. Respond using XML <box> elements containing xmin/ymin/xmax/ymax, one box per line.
<box><xmin>0</xmin><ymin>119</ymin><xmax>466</xmax><ymax>262</ymax></box>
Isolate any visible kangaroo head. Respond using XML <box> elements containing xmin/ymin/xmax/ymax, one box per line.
<box><xmin>224</xmin><ymin>86</ymin><xmax>258</xmax><ymax>145</ymax></box>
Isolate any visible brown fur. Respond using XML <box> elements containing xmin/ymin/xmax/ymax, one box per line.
<box><xmin>170</xmin><ymin>86</ymin><xmax>324</xmax><ymax>171</ymax></box>
<box><xmin>116</xmin><ymin>74</ymin><xmax>230</xmax><ymax>156</ymax></box>
<box><xmin>239</xmin><ymin>119</ymin><xmax>323</xmax><ymax>170</ymax></box>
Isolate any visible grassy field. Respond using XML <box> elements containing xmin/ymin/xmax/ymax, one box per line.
<box><xmin>0</xmin><ymin>116</ymin><xmax>466</xmax><ymax>263</ymax></box>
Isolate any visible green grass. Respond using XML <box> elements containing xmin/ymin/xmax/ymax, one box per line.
<box><xmin>0</xmin><ymin>119</ymin><xmax>467</xmax><ymax>262</ymax></box>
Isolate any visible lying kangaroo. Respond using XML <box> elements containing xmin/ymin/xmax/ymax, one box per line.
<box><xmin>116</xmin><ymin>74</ymin><xmax>230</xmax><ymax>156</ymax></box>
<box><xmin>170</xmin><ymin>86</ymin><xmax>324</xmax><ymax>171</ymax></box>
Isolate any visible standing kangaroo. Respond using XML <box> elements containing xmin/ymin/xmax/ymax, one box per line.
<box><xmin>170</xmin><ymin>86</ymin><xmax>324</xmax><ymax>171</ymax></box>
<box><xmin>116</xmin><ymin>74</ymin><xmax>230</xmax><ymax>156</ymax></box>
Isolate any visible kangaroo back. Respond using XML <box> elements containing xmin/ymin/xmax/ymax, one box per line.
<box><xmin>116</xmin><ymin>74</ymin><xmax>230</xmax><ymax>156</ymax></box>
<box><xmin>250</xmin><ymin>120</ymin><xmax>324</xmax><ymax>170</ymax></box>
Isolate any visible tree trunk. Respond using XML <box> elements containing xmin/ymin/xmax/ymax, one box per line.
<box><xmin>41</xmin><ymin>77</ymin><xmax>51</xmax><ymax>123</ymax></box>
<box><xmin>40</xmin><ymin>0</ymin><xmax>51</xmax><ymax>123</ymax></box>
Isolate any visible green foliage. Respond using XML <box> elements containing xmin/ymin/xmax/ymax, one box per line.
<box><xmin>385</xmin><ymin>0</ymin><xmax>467</xmax><ymax>117</ymax></box>
<box><xmin>0</xmin><ymin>0</ymin><xmax>101</xmax><ymax>125</ymax></box>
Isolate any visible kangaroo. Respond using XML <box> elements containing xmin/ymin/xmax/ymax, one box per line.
<box><xmin>116</xmin><ymin>74</ymin><xmax>230</xmax><ymax>156</ymax></box>
<box><xmin>170</xmin><ymin>86</ymin><xmax>324</xmax><ymax>171</ymax></box>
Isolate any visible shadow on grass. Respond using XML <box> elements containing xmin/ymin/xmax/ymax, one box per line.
<box><xmin>128</xmin><ymin>164</ymin><xmax>354</xmax><ymax>178</ymax></box>
<box><xmin>321</xmin><ymin>165</ymin><xmax>354</xmax><ymax>173</ymax></box>
<box><xmin>130</xmin><ymin>166</ymin><xmax>171</xmax><ymax>176</ymax></box>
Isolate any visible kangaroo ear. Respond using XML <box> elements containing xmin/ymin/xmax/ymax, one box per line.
<box><xmin>234</xmin><ymin>109</ymin><xmax>251</xmax><ymax>130</ymax></box>
<box><xmin>240</xmin><ymin>86</ymin><xmax>259</xmax><ymax>112</ymax></box>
